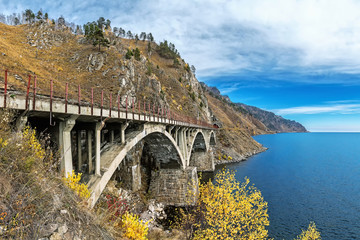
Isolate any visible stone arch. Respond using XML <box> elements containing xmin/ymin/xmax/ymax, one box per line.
<box><xmin>89</xmin><ymin>124</ymin><xmax>185</xmax><ymax>207</ymax></box>
<box><xmin>188</xmin><ymin>131</ymin><xmax>207</xmax><ymax>168</ymax></box>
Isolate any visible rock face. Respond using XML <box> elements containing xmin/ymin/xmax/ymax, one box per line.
<box><xmin>237</xmin><ymin>103</ymin><xmax>307</xmax><ymax>132</ymax></box>
<box><xmin>201</xmin><ymin>82</ymin><xmax>307</xmax><ymax>133</ymax></box>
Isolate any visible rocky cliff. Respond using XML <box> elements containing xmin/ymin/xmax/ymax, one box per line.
<box><xmin>0</xmin><ymin>20</ymin><xmax>307</xmax><ymax>164</ymax></box>
<box><xmin>237</xmin><ymin>103</ymin><xmax>307</xmax><ymax>133</ymax></box>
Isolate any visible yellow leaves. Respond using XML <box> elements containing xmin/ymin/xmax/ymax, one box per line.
<box><xmin>191</xmin><ymin>169</ymin><xmax>269</xmax><ymax>240</ymax></box>
<box><xmin>22</xmin><ymin>126</ymin><xmax>45</xmax><ymax>159</ymax></box>
<box><xmin>122</xmin><ymin>212</ymin><xmax>149</xmax><ymax>240</ymax></box>
<box><xmin>295</xmin><ymin>222</ymin><xmax>321</xmax><ymax>240</ymax></box>
<box><xmin>0</xmin><ymin>138</ymin><xmax>8</xmax><ymax>148</ymax></box>
<box><xmin>63</xmin><ymin>170</ymin><xmax>90</xmax><ymax>199</ymax></box>
<box><xmin>57</xmin><ymin>66</ymin><xmax>63</xmax><ymax>72</ymax></box>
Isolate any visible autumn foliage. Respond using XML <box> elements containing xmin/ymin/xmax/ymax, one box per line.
<box><xmin>175</xmin><ymin>169</ymin><xmax>321</xmax><ymax>240</ymax></box>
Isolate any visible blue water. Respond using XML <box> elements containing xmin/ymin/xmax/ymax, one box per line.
<box><xmin>215</xmin><ymin>133</ymin><xmax>360</xmax><ymax>240</ymax></box>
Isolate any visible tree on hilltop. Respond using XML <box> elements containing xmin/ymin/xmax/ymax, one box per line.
<box><xmin>127</xmin><ymin>30</ymin><xmax>133</xmax><ymax>39</ymax></box>
<box><xmin>36</xmin><ymin>10</ymin><xmax>43</xmax><ymax>21</ymax></box>
<box><xmin>25</xmin><ymin>9</ymin><xmax>35</xmax><ymax>23</ymax></box>
<box><xmin>147</xmin><ymin>32</ymin><xmax>154</xmax><ymax>42</ymax></box>
<box><xmin>140</xmin><ymin>32</ymin><xmax>147</xmax><ymax>41</ymax></box>
<box><xmin>84</xmin><ymin>21</ymin><xmax>110</xmax><ymax>51</ymax></box>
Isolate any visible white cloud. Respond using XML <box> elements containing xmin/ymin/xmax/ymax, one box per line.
<box><xmin>4</xmin><ymin>0</ymin><xmax>360</xmax><ymax>81</ymax></box>
<box><xmin>273</xmin><ymin>103</ymin><xmax>360</xmax><ymax>115</ymax></box>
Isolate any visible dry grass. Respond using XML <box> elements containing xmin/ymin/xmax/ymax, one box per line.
<box><xmin>0</xmin><ymin>109</ymin><xmax>113</xmax><ymax>239</ymax></box>
<box><xmin>0</xmin><ymin>22</ymin><xmax>207</xmax><ymax>120</ymax></box>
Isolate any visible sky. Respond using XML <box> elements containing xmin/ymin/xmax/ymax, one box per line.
<box><xmin>1</xmin><ymin>0</ymin><xmax>360</xmax><ymax>131</ymax></box>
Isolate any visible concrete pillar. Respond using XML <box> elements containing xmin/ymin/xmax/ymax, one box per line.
<box><xmin>174</xmin><ymin>127</ymin><xmax>179</xmax><ymax>145</ymax></box>
<box><xmin>77</xmin><ymin>130</ymin><xmax>82</xmax><ymax>172</ymax></box>
<box><xmin>178</xmin><ymin>128</ymin><xmax>188</xmax><ymax>165</ymax></box>
<box><xmin>121</xmin><ymin>122</ymin><xmax>129</xmax><ymax>144</ymax></box>
<box><xmin>168</xmin><ymin>126</ymin><xmax>174</xmax><ymax>135</ymax></box>
<box><xmin>60</xmin><ymin>116</ymin><xmax>77</xmax><ymax>177</ymax></box>
<box><xmin>95</xmin><ymin>122</ymin><xmax>104</xmax><ymax>176</ymax></box>
<box><xmin>110</xmin><ymin>129</ymin><xmax>114</xmax><ymax>143</ymax></box>
<box><xmin>87</xmin><ymin>130</ymin><xmax>93</xmax><ymax>174</ymax></box>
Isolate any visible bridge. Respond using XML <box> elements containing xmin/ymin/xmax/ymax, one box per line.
<box><xmin>0</xmin><ymin>69</ymin><xmax>217</xmax><ymax>207</ymax></box>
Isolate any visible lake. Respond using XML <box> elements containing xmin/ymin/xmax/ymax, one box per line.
<box><xmin>215</xmin><ymin>133</ymin><xmax>360</xmax><ymax>239</ymax></box>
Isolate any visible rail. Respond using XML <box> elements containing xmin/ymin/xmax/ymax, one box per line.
<box><xmin>0</xmin><ymin>68</ymin><xmax>217</xmax><ymax>129</ymax></box>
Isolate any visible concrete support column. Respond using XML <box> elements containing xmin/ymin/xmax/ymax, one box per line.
<box><xmin>87</xmin><ymin>130</ymin><xmax>93</xmax><ymax>174</ymax></box>
<box><xmin>121</xmin><ymin>122</ymin><xmax>129</xmax><ymax>145</ymax></box>
<box><xmin>168</xmin><ymin>126</ymin><xmax>174</xmax><ymax>135</ymax></box>
<box><xmin>95</xmin><ymin>122</ymin><xmax>104</xmax><ymax>176</ymax></box>
<box><xmin>174</xmin><ymin>127</ymin><xmax>179</xmax><ymax>146</ymax></box>
<box><xmin>110</xmin><ymin>129</ymin><xmax>114</xmax><ymax>143</ymax></box>
<box><xmin>60</xmin><ymin>116</ymin><xmax>78</xmax><ymax>177</ymax></box>
<box><xmin>178</xmin><ymin>128</ymin><xmax>188</xmax><ymax>166</ymax></box>
<box><xmin>77</xmin><ymin>130</ymin><xmax>82</xmax><ymax>172</ymax></box>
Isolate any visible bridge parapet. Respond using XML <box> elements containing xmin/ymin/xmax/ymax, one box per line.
<box><xmin>0</xmin><ymin>68</ymin><xmax>218</xmax><ymax>208</ymax></box>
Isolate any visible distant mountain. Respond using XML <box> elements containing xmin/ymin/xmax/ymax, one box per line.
<box><xmin>200</xmin><ymin>83</ymin><xmax>307</xmax><ymax>133</ymax></box>
<box><xmin>236</xmin><ymin>103</ymin><xmax>307</xmax><ymax>133</ymax></box>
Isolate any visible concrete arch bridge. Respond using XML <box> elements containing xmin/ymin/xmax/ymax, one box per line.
<box><xmin>0</xmin><ymin>69</ymin><xmax>217</xmax><ymax>207</ymax></box>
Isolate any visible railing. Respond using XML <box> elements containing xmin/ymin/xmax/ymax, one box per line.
<box><xmin>0</xmin><ymin>68</ymin><xmax>216</xmax><ymax>129</ymax></box>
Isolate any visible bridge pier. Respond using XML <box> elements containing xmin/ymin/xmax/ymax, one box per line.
<box><xmin>60</xmin><ymin>116</ymin><xmax>78</xmax><ymax>177</ymax></box>
<box><xmin>95</xmin><ymin>122</ymin><xmax>105</xmax><ymax>176</ymax></box>
<box><xmin>87</xmin><ymin>129</ymin><xmax>93</xmax><ymax>174</ymax></box>
<box><xmin>77</xmin><ymin>130</ymin><xmax>82</xmax><ymax>172</ymax></box>
<box><xmin>149</xmin><ymin>167</ymin><xmax>198</xmax><ymax>206</ymax></box>
<box><xmin>121</xmin><ymin>122</ymin><xmax>129</xmax><ymax>144</ymax></box>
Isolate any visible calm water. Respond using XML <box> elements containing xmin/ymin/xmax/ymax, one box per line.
<box><xmin>215</xmin><ymin>133</ymin><xmax>360</xmax><ymax>240</ymax></box>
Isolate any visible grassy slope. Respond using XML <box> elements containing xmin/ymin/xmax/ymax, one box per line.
<box><xmin>0</xmin><ymin>22</ymin><xmax>207</xmax><ymax>120</ymax></box>
<box><xmin>206</xmin><ymin>92</ymin><xmax>268</xmax><ymax>160</ymax></box>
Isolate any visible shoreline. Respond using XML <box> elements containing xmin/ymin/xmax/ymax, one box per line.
<box><xmin>214</xmin><ymin>146</ymin><xmax>268</xmax><ymax>166</ymax></box>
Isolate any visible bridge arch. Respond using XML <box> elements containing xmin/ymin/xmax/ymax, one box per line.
<box><xmin>89</xmin><ymin>124</ymin><xmax>185</xmax><ymax>207</ymax></box>
<box><xmin>188</xmin><ymin>131</ymin><xmax>207</xmax><ymax>167</ymax></box>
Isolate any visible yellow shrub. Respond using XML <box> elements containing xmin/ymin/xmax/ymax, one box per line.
<box><xmin>122</xmin><ymin>212</ymin><xmax>149</xmax><ymax>240</ymax></box>
<box><xmin>227</xmin><ymin>156</ymin><xmax>232</xmax><ymax>160</ymax></box>
<box><xmin>0</xmin><ymin>138</ymin><xmax>8</xmax><ymax>148</ymax></box>
<box><xmin>296</xmin><ymin>222</ymin><xmax>321</xmax><ymax>240</ymax></box>
<box><xmin>22</xmin><ymin>126</ymin><xmax>45</xmax><ymax>159</ymax></box>
<box><xmin>193</xmin><ymin>169</ymin><xmax>269</xmax><ymax>240</ymax></box>
<box><xmin>222</xmin><ymin>154</ymin><xmax>227</xmax><ymax>160</ymax></box>
<box><xmin>63</xmin><ymin>170</ymin><xmax>90</xmax><ymax>199</ymax></box>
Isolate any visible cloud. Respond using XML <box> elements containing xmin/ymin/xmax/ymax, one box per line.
<box><xmin>273</xmin><ymin>102</ymin><xmax>360</xmax><ymax>115</ymax></box>
<box><xmin>4</xmin><ymin>0</ymin><xmax>360</xmax><ymax>83</ymax></box>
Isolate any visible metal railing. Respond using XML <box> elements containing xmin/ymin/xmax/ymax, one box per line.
<box><xmin>0</xmin><ymin>68</ymin><xmax>216</xmax><ymax>129</ymax></box>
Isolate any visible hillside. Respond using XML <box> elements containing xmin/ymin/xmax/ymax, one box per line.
<box><xmin>202</xmin><ymin>84</ymin><xmax>307</xmax><ymax>133</ymax></box>
<box><xmin>0</xmin><ymin>18</ymin><xmax>311</xmax><ymax>239</ymax></box>
<box><xmin>237</xmin><ymin>103</ymin><xmax>308</xmax><ymax>133</ymax></box>
<box><xmin>0</xmin><ymin>20</ymin><xmax>307</xmax><ymax>163</ymax></box>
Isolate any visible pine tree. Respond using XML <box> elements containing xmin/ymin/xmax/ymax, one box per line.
<box><xmin>140</xmin><ymin>32</ymin><xmax>146</xmax><ymax>41</ymax></box>
<box><xmin>84</xmin><ymin>21</ymin><xmax>110</xmax><ymax>51</ymax></box>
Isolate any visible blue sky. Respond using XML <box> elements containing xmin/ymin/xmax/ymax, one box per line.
<box><xmin>1</xmin><ymin>0</ymin><xmax>360</xmax><ymax>131</ymax></box>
